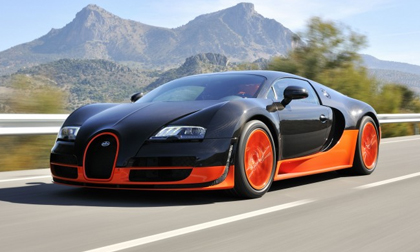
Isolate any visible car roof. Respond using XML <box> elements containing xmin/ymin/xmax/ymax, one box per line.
<box><xmin>184</xmin><ymin>70</ymin><xmax>299</xmax><ymax>83</ymax></box>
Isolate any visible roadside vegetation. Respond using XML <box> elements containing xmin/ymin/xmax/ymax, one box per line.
<box><xmin>0</xmin><ymin>75</ymin><xmax>66</xmax><ymax>171</ymax></box>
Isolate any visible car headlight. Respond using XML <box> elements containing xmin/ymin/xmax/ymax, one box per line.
<box><xmin>57</xmin><ymin>126</ymin><xmax>80</xmax><ymax>140</ymax></box>
<box><xmin>150</xmin><ymin>126</ymin><xmax>206</xmax><ymax>140</ymax></box>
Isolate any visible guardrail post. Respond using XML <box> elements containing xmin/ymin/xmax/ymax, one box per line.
<box><xmin>415</xmin><ymin>123</ymin><xmax>419</xmax><ymax>135</ymax></box>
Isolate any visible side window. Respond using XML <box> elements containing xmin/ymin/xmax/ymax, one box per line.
<box><xmin>272</xmin><ymin>78</ymin><xmax>320</xmax><ymax>105</ymax></box>
<box><xmin>267</xmin><ymin>87</ymin><xmax>276</xmax><ymax>100</ymax></box>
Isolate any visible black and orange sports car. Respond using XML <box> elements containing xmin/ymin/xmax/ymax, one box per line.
<box><xmin>50</xmin><ymin>70</ymin><xmax>380</xmax><ymax>198</ymax></box>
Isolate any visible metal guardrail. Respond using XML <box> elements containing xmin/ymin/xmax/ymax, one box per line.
<box><xmin>0</xmin><ymin>113</ymin><xmax>420</xmax><ymax>136</ymax></box>
<box><xmin>0</xmin><ymin>114</ymin><xmax>67</xmax><ymax>135</ymax></box>
<box><xmin>376</xmin><ymin>114</ymin><xmax>420</xmax><ymax>124</ymax></box>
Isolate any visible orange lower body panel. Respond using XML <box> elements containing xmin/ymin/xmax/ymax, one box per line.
<box><xmin>274</xmin><ymin>130</ymin><xmax>358</xmax><ymax>180</ymax></box>
<box><xmin>51</xmin><ymin>164</ymin><xmax>236</xmax><ymax>191</ymax></box>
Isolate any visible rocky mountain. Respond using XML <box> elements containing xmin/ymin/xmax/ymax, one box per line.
<box><xmin>145</xmin><ymin>53</ymin><xmax>233</xmax><ymax>91</ymax></box>
<box><xmin>0</xmin><ymin>3</ymin><xmax>298</xmax><ymax>76</ymax></box>
<box><xmin>174</xmin><ymin>3</ymin><xmax>297</xmax><ymax>62</ymax></box>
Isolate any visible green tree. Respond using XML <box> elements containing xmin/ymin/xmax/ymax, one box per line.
<box><xmin>268</xmin><ymin>17</ymin><xmax>420</xmax><ymax>137</ymax></box>
<box><xmin>269</xmin><ymin>17</ymin><xmax>373</xmax><ymax>100</ymax></box>
<box><xmin>270</xmin><ymin>17</ymin><xmax>367</xmax><ymax>79</ymax></box>
<box><xmin>376</xmin><ymin>84</ymin><xmax>420</xmax><ymax>137</ymax></box>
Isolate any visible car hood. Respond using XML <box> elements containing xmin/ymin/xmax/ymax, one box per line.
<box><xmin>73</xmin><ymin>100</ymin><xmax>227</xmax><ymax>166</ymax></box>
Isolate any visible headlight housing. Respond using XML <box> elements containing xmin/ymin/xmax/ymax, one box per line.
<box><xmin>150</xmin><ymin>126</ymin><xmax>206</xmax><ymax>140</ymax></box>
<box><xmin>57</xmin><ymin>126</ymin><xmax>80</xmax><ymax>140</ymax></box>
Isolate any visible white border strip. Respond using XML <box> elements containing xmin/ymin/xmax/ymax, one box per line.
<box><xmin>84</xmin><ymin>199</ymin><xmax>314</xmax><ymax>252</ymax></box>
<box><xmin>356</xmin><ymin>172</ymin><xmax>420</xmax><ymax>189</ymax></box>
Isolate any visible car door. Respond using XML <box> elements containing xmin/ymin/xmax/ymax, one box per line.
<box><xmin>271</xmin><ymin>78</ymin><xmax>333</xmax><ymax>159</ymax></box>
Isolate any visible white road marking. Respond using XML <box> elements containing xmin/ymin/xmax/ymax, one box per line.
<box><xmin>355</xmin><ymin>172</ymin><xmax>420</xmax><ymax>189</ymax></box>
<box><xmin>84</xmin><ymin>199</ymin><xmax>314</xmax><ymax>252</ymax></box>
<box><xmin>0</xmin><ymin>175</ymin><xmax>51</xmax><ymax>183</ymax></box>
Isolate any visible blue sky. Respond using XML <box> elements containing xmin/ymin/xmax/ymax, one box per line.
<box><xmin>1</xmin><ymin>0</ymin><xmax>419</xmax><ymax>65</ymax></box>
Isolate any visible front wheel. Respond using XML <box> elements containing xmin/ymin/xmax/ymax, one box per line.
<box><xmin>351</xmin><ymin>116</ymin><xmax>380</xmax><ymax>175</ymax></box>
<box><xmin>232</xmin><ymin>120</ymin><xmax>276</xmax><ymax>198</ymax></box>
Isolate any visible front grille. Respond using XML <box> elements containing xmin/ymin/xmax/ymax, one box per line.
<box><xmin>129</xmin><ymin>169</ymin><xmax>192</xmax><ymax>182</ymax></box>
<box><xmin>50</xmin><ymin>153</ymin><xmax>78</xmax><ymax>165</ymax></box>
<box><xmin>51</xmin><ymin>164</ymin><xmax>78</xmax><ymax>179</ymax></box>
<box><xmin>128</xmin><ymin>156</ymin><xmax>196</xmax><ymax>167</ymax></box>
<box><xmin>84</xmin><ymin>133</ymin><xmax>118</xmax><ymax>179</ymax></box>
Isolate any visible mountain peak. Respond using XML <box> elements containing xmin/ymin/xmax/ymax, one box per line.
<box><xmin>234</xmin><ymin>2</ymin><xmax>255</xmax><ymax>11</ymax></box>
<box><xmin>80</xmin><ymin>4</ymin><xmax>111</xmax><ymax>14</ymax></box>
<box><xmin>84</xmin><ymin>4</ymin><xmax>103</xmax><ymax>11</ymax></box>
<box><xmin>227</xmin><ymin>2</ymin><xmax>257</xmax><ymax>17</ymax></box>
<box><xmin>75</xmin><ymin>4</ymin><xmax>118</xmax><ymax>23</ymax></box>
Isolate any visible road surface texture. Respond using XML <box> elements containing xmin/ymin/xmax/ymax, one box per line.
<box><xmin>1</xmin><ymin>135</ymin><xmax>420</xmax><ymax>251</ymax></box>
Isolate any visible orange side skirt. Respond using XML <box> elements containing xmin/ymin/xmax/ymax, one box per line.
<box><xmin>274</xmin><ymin>129</ymin><xmax>358</xmax><ymax>181</ymax></box>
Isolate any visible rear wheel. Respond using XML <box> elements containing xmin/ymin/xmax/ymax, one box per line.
<box><xmin>232</xmin><ymin>120</ymin><xmax>276</xmax><ymax>198</ymax></box>
<box><xmin>351</xmin><ymin>116</ymin><xmax>379</xmax><ymax>175</ymax></box>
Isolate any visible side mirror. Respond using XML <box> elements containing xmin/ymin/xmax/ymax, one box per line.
<box><xmin>130</xmin><ymin>92</ymin><xmax>143</xmax><ymax>102</ymax></box>
<box><xmin>281</xmin><ymin>86</ymin><xmax>308</xmax><ymax>106</ymax></box>
<box><xmin>266</xmin><ymin>86</ymin><xmax>308</xmax><ymax>112</ymax></box>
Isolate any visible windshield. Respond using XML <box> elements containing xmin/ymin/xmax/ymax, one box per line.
<box><xmin>137</xmin><ymin>74</ymin><xmax>266</xmax><ymax>102</ymax></box>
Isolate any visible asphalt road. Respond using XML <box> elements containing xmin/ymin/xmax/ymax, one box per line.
<box><xmin>1</xmin><ymin>135</ymin><xmax>420</xmax><ymax>252</ymax></box>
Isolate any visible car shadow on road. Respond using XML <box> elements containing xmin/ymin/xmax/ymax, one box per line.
<box><xmin>0</xmin><ymin>182</ymin><xmax>238</xmax><ymax>207</ymax></box>
<box><xmin>269</xmin><ymin>171</ymin><xmax>341</xmax><ymax>192</ymax></box>
<box><xmin>0</xmin><ymin>171</ymin><xmax>342</xmax><ymax>207</ymax></box>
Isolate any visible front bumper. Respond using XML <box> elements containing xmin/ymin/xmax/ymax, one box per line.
<box><xmin>51</xmin><ymin>164</ymin><xmax>235</xmax><ymax>190</ymax></box>
<box><xmin>50</xmin><ymin>136</ymin><xmax>236</xmax><ymax>190</ymax></box>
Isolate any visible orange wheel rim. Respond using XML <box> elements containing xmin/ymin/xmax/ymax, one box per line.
<box><xmin>244</xmin><ymin>129</ymin><xmax>274</xmax><ymax>190</ymax></box>
<box><xmin>361</xmin><ymin>122</ymin><xmax>378</xmax><ymax>169</ymax></box>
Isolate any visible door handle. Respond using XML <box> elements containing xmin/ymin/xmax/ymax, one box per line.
<box><xmin>319</xmin><ymin>114</ymin><xmax>328</xmax><ymax>123</ymax></box>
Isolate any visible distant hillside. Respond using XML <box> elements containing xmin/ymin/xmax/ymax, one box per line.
<box><xmin>362</xmin><ymin>55</ymin><xmax>420</xmax><ymax>95</ymax></box>
<box><xmin>0</xmin><ymin>59</ymin><xmax>158</xmax><ymax>110</ymax></box>
<box><xmin>362</xmin><ymin>54</ymin><xmax>420</xmax><ymax>75</ymax></box>
<box><xmin>368</xmin><ymin>68</ymin><xmax>420</xmax><ymax>94</ymax></box>
<box><xmin>0</xmin><ymin>3</ymin><xmax>298</xmax><ymax>75</ymax></box>
<box><xmin>0</xmin><ymin>53</ymin><xmax>241</xmax><ymax>111</ymax></box>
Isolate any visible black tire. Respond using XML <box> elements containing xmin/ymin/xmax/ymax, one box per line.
<box><xmin>231</xmin><ymin>120</ymin><xmax>276</xmax><ymax>198</ymax></box>
<box><xmin>350</xmin><ymin>116</ymin><xmax>380</xmax><ymax>175</ymax></box>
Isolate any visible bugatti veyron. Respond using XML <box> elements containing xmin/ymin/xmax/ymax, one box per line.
<box><xmin>50</xmin><ymin>71</ymin><xmax>380</xmax><ymax>198</ymax></box>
